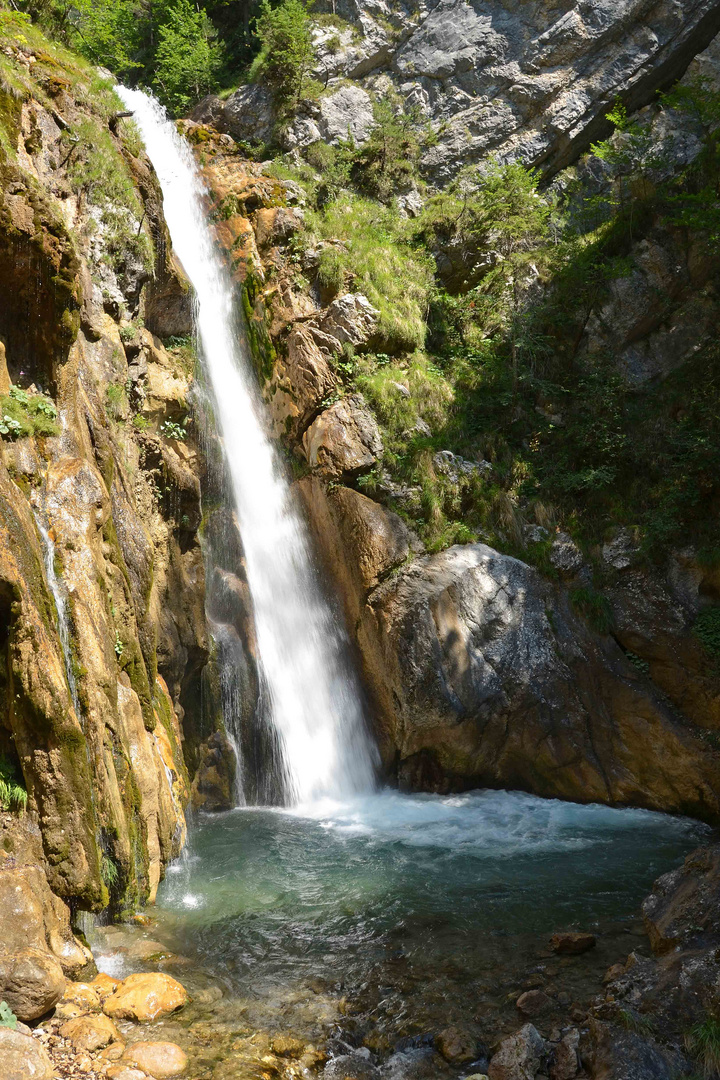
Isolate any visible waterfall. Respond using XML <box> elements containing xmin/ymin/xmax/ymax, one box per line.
<box><xmin>118</xmin><ymin>88</ymin><xmax>378</xmax><ymax>806</ymax></box>
<box><xmin>34</xmin><ymin>513</ymin><xmax>82</xmax><ymax>723</ymax></box>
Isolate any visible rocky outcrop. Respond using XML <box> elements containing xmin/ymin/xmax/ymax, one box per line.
<box><xmin>199</xmin><ymin>0</ymin><xmax>720</xmax><ymax>183</ymax></box>
<box><xmin>0</xmin><ymin>34</ymin><xmax>206</xmax><ymax>910</ymax></box>
<box><xmin>303</xmin><ymin>394</ymin><xmax>383</xmax><ymax>477</ymax></box>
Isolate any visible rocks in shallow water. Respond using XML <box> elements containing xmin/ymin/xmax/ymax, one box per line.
<box><xmin>106</xmin><ymin>1067</ymin><xmax>147</xmax><ymax>1080</ymax></box>
<box><xmin>436</xmin><ymin>1026</ymin><xmax>477</xmax><ymax>1063</ymax></box>
<box><xmin>122</xmin><ymin>1040</ymin><xmax>188</xmax><ymax>1077</ymax></box>
<box><xmin>59</xmin><ymin>1012</ymin><xmax>121</xmax><ymax>1051</ymax></box>
<box><xmin>0</xmin><ymin>1028</ymin><xmax>53</xmax><ymax>1080</ymax></box>
<box><xmin>515</xmin><ymin>989</ymin><xmax>551</xmax><ymax>1017</ymax></box>
<box><xmin>271</xmin><ymin>1033</ymin><xmax>305</xmax><ymax>1057</ymax></box>
<box><xmin>103</xmin><ymin>972</ymin><xmax>189</xmax><ymax>1022</ymax></box>
<box><xmin>487</xmin><ymin>1024</ymin><xmax>546</xmax><ymax>1080</ymax></box>
<box><xmin>325</xmin><ymin>1049</ymin><xmax>381</xmax><ymax>1080</ymax></box>
<box><xmin>60</xmin><ymin>981</ymin><xmax>101</xmax><ymax>1012</ymax></box>
<box><xmin>381</xmin><ymin>1047</ymin><xmax>454</xmax><ymax>1079</ymax></box>
<box><xmin>550</xmin><ymin>932</ymin><xmax>596</xmax><ymax>956</ymax></box>
<box><xmin>89</xmin><ymin>972</ymin><xmax>120</xmax><ymax>1001</ymax></box>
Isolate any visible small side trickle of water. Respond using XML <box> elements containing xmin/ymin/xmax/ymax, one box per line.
<box><xmin>34</xmin><ymin>512</ymin><xmax>82</xmax><ymax>722</ymax></box>
<box><xmin>120</xmin><ymin>88</ymin><xmax>379</xmax><ymax>806</ymax></box>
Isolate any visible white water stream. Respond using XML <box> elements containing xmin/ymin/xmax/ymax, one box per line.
<box><xmin>118</xmin><ymin>89</ymin><xmax>378</xmax><ymax>805</ymax></box>
<box><xmin>34</xmin><ymin>513</ymin><xmax>82</xmax><ymax>722</ymax></box>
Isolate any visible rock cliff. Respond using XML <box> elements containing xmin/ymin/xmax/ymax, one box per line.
<box><xmin>0</xmin><ymin>25</ymin><xmax>205</xmax><ymax>909</ymax></box>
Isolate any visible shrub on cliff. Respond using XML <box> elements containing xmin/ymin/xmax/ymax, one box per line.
<box><xmin>249</xmin><ymin>0</ymin><xmax>318</xmax><ymax>108</ymax></box>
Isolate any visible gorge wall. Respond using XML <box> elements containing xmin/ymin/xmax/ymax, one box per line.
<box><xmin>2</xmin><ymin>0</ymin><xmax>720</xmax><ymax>929</ymax></box>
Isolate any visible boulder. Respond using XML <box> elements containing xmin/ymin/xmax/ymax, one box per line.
<box><xmin>220</xmin><ymin>84</ymin><xmax>275</xmax><ymax>145</ymax></box>
<box><xmin>0</xmin><ymin>1027</ymin><xmax>53</xmax><ymax>1080</ymax></box>
<box><xmin>106</xmin><ymin>1068</ymin><xmax>147</xmax><ymax>1080</ymax></box>
<box><xmin>436</xmin><ymin>1026</ymin><xmax>477</xmax><ymax>1063</ymax></box>
<box><xmin>59</xmin><ymin>1012</ymin><xmax>121</xmax><ymax>1051</ymax></box>
<box><xmin>89</xmin><ymin>973</ymin><xmax>120</xmax><ymax>1001</ymax></box>
<box><xmin>0</xmin><ymin>946</ymin><xmax>65</xmax><ymax>1022</ymax></box>
<box><xmin>488</xmin><ymin>1024</ymin><xmax>546</xmax><ymax>1080</ymax></box>
<box><xmin>550</xmin><ymin>1028</ymin><xmax>580</xmax><ymax>1080</ymax></box>
<box><xmin>318</xmin><ymin>85</ymin><xmax>374</xmax><ymax>145</ymax></box>
<box><xmin>59</xmin><ymin>981</ymin><xmax>101</xmax><ymax>1012</ymax></box>
<box><xmin>318</xmin><ymin>294</ymin><xmax>379</xmax><ymax>352</ymax></box>
<box><xmin>121</xmin><ymin>1040</ymin><xmax>188</xmax><ymax>1078</ymax></box>
<box><xmin>515</xmin><ymin>989</ymin><xmax>551</xmax><ymax>1017</ymax></box>
<box><xmin>359</xmin><ymin>543</ymin><xmax>720</xmax><ymax>817</ymax></box>
<box><xmin>254</xmin><ymin>206</ymin><xmax>302</xmax><ymax>249</ymax></box>
<box><xmin>550</xmin><ymin>932</ymin><xmax>596</xmax><ymax>956</ymax></box>
<box><xmin>642</xmin><ymin>845</ymin><xmax>720</xmax><ymax>955</ymax></box>
<box><xmin>303</xmin><ymin>394</ymin><xmax>383</xmax><ymax>477</ymax></box>
<box><xmin>103</xmin><ymin>972</ymin><xmax>189</xmax><ymax>1022</ymax></box>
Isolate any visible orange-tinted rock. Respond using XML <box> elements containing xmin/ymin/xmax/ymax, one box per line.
<box><xmin>90</xmin><ymin>973</ymin><xmax>120</xmax><ymax>1001</ymax></box>
<box><xmin>60</xmin><ymin>981</ymin><xmax>101</xmax><ymax>1012</ymax></box>
<box><xmin>59</xmin><ymin>1012</ymin><xmax>121</xmax><ymax>1051</ymax></box>
<box><xmin>122</xmin><ymin>1039</ymin><xmax>188</xmax><ymax>1077</ymax></box>
<box><xmin>103</xmin><ymin>972</ymin><xmax>189</xmax><ymax>1022</ymax></box>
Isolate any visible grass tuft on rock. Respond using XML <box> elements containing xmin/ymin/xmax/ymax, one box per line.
<box><xmin>0</xmin><ymin>754</ymin><xmax>27</xmax><ymax>812</ymax></box>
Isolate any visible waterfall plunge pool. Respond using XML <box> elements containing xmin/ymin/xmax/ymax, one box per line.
<box><xmin>92</xmin><ymin>789</ymin><xmax>709</xmax><ymax>1077</ymax></box>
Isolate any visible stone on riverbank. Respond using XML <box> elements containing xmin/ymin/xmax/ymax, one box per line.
<box><xmin>59</xmin><ymin>1012</ymin><xmax>121</xmax><ymax>1051</ymax></box>
<box><xmin>0</xmin><ymin>1028</ymin><xmax>53</xmax><ymax>1080</ymax></box>
<box><xmin>488</xmin><ymin>1024</ymin><xmax>546</xmax><ymax>1080</ymax></box>
<box><xmin>103</xmin><ymin>972</ymin><xmax>189</xmax><ymax>1021</ymax></box>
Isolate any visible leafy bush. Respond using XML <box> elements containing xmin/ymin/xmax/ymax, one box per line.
<box><xmin>0</xmin><ymin>755</ymin><xmax>27</xmax><ymax>812</ymax></box>
<box><xmin>352</xmin><ymin>96</ymin><xmax>432</xmax><ymax>202</ymax></box>
<box><xmin>0</xmin><ymin>386</ymin><xmax>58</xmax><ymax>439</ymax></box>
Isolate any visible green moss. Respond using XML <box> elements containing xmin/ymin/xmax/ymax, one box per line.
<box><xmin>693</xmin><ymin>608</ymin><xmax>720</xmax><ymax>658</ymax></box>
<box><xmin>241</xmin><ymin>272</ymin><xmax>276</xmax><ymax>385</ymax></box>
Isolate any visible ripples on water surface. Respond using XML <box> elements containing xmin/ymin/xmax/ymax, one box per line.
<box><xmin>154</xmin><ymin>789</ymin><xmax>706</xmax><ymax>997</ymax></box>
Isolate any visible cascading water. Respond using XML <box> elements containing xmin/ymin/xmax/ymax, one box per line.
<box><xmin>118</xmin><ymin>88</ymin><xmax>378</xmax><ymax>806</ymax></box>
<box><xmin>34</xmin><ymin>512</ymin><xmax>82</xmax><ymax>723</ymax></box>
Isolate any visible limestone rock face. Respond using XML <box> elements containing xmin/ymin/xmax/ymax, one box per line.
<box><xmin>266</xmin><ymin>324</ymin><xmax>338</xmax><ymax>442</ymax></box>
<box><xmin>0</xmin><ymin>1028</ymin><xmax>53</xmax><ymax>1080</ymax></box>
<box><xmin>190</xmin><ymin>731</ymin><xmax>238</xmax><ymax>812</ymax></box>
<box><xmin>308</xmin><ymin>533</ymin><xmax>719</xmax><ymax>816</ymax></box>
<box><xmin>313</xmin><ymin>0</ymin><xmax>720</xmax><ymax>183</ymax></box>
<box><xmin>303</xmin><ymin>394</ymin><xmax>383</xmax><ymax>477</ymax></box>
<box><xmin>319</xmin><ymin>294</ymin><xmax>380</xmax><ymax>352</ymax></box>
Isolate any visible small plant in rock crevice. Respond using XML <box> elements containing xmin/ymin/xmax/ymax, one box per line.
<box><xmin>0</xmin><ymin>754</ymin><xmax>27</xmax><ymax>812</ymax></box>
<box><xmin>687</xmin><ymin>1016</ymin><xmax>720</xmax><ymax>1078</ymax></box>
<box><xmin>0</xmin><ymin>1000</ymin><xmax>17</xmax><ymax>1029</ymax></box>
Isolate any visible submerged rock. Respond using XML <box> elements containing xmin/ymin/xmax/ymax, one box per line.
<box><xmin>550</xmin><ymin>932</ymin><xmax>596</xmax><ymax>956</ymax></box>
<box><xmin>121</xmin><ymin>1040</ymin><xmax>188</xmax><ymax>1078</ymax></box>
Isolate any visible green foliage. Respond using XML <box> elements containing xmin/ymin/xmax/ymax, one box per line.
<box><xmin>570</xmin><ymin>586</ymin><xmax>613</xmax><ymax>634</ymax></box>
<box><xmin>307</xmin><ymin>196</ymin><xmax>433</xmax><ymax>352</ymax></box>
<box><xmin>316</xmin><ymin>246</ymin><xmax>345</xmax><ymax>294</ymax></box>
<box><xmin>101</xmin><ymin>853</ymin><xmax>119</xmax><ymax>888</ymax></box>
<box><xmin>251</xmin><ymin>0</ymin><xmax>317</xmax><ymax>108</ymax></box>
<box><xmin>0</xmin><ymin>1001</ymin><xmax>17</xmax><ymax>1029</ymax></box>
<box><xmin>687</xmin><ymin>1017</ymin><xmax>720</xmax><ymax>1078</ymax></box>
<box><xmin>63</xmin><ymin>116</ymin><xmax>153</xmax><ymax>273</ymax></box>
<box><xmin>153</xmin><ymin>0</ymin><xmax>221</xmax><ymax>115</ymax></box>
<box><xmin>160</xmin><ymin>418</ymin><xmax>188</xmax><ymax>440</ymax></box>
<box><xmin>352</xmin><ymin>96</ymin><xmax>432</xmax><ymax>202</ymax></box>
<box><xmin>114</xmin><ymin>630</ymin><xmax>124</xmax><ymax>659</ymax></box>
<box><xmin>0</xmin><ymin>755</ymin><xmax>27</xmax><ymax>812</ymax></box>
<box><xmin>693</xmin><ymin>609</ymin><xmax>720</xmax><ymax>658</ymax></box>
<box><xmin>0</xmin><ymin>386</ymin><xmax>58</xmax><ymax>439</ymax></box>
<box><xmin>105</xmin><ymin>382</ymin><xmax>128</xmax><ymax>421</ymax></box>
